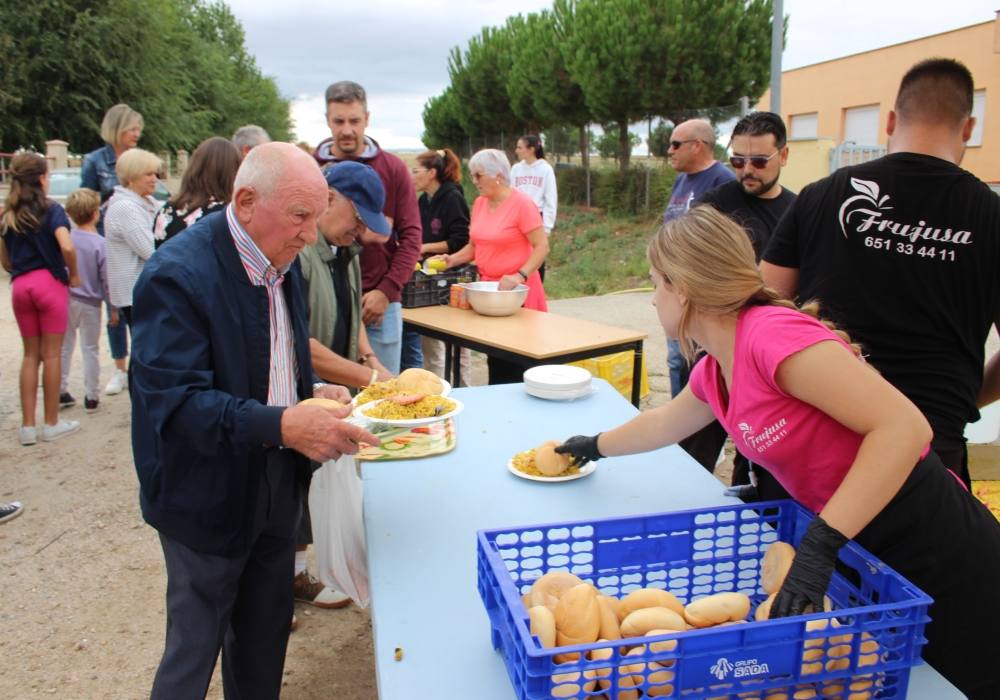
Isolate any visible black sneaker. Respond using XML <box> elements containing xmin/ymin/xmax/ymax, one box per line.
<box><xmin>0</xmin><ymin>501</ymin><xmax>23</xmax><ymax>524</ymax></box>
<box><xmin>84</xmin><ymin>397</ymin><xmax>99</xmax><ymax>412</ymax></box>
<box><xmin>59</xmin><ymin>392</ymin><xmax>76</xmax><ymax>408</ymax></box>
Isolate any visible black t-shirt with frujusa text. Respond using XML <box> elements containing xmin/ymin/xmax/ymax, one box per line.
<box><xmin>763</xmin><ymin>152</ymin><xmax>1000</xmax><ymax>451</ymax></box>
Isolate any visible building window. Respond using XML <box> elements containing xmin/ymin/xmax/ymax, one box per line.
<box><xmin>789</xmin><ymin>112</ymin><xmax>818</xmax><ymax>140</ymax></box>
<box><xmin>843</xmin><ymin>104</ymin><xmax>880</xmax><ymax>145</ymax></box>
<box><xmin>970</xmin><ymin>89</ymin><xmax>986</xmax><ymax>147</ymax></box>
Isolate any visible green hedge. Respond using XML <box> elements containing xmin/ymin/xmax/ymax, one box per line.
<box><xmin>556</xmin><ymin>164</ymin><xmax>677</xmax><ymax>216</ymax></box>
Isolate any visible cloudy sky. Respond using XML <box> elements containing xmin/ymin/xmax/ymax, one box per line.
<box><xmin>225</xmin><ymin>0</ymin><xmax>998</xmax><ymax>149</ymax></box>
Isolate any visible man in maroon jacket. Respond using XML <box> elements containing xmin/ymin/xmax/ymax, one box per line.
<box><xmin>314</xmin><ymin>81</ymin><xmax>422</xmax><ymax>374</ymax></box>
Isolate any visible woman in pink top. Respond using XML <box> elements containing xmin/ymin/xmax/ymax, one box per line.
<box><xmin>440</xmin><ymin>148</ymin><xmax>549</xmax><ymax>384</ymax></box>
<box><xmin>556</xmin><ymin>206</ymin><xmax>1000</xmax><ymax>699</ymax></box>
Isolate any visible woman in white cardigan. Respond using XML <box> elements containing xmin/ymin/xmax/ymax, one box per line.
<box><xmin>104</xmin><ymin>148</ymin><xmax>161</xmax><ymax>330</ymax></box>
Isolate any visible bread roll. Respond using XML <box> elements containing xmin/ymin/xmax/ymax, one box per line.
<box><xmin>597</xmin><ymin>595</ymin><xmax>623</xmax><ymax>641</ymax></box>
<box><xmin>755</xmin><ymin>593</ymin><xmax>776</xmax><ymax>621</ymax></box>
<box><xmin>529</xmin><ymin>571</ymin><xmax>584</xmax><ymax>610</ymax></box>
<box><xmin>684</xmin><ymin>592</ymin><xmax>751</xmax><ymax>627</ymax></box>
<box><xmin>554</xmin><ymin>583</ymin><xmax>601</xmax><ymax>643</ymax></box>
<box><xmin>762</xmin><ymin>541</ymin><xmax>795</xmax><ymax>594</ymax></box>
<box><xmin>528</xmin><ymin>605</ymin><xmax>556</xmax><ymax>648</ymax></box>
<box><xmin>620</xmin><ymin>606</ymin><xmax>687</xmax><ymax>638</ymax></box>
<box><xmin>618</xmin><ymin>587</ymin><xmax>685</xmax><ymax>620</ymax></box>
<box><xmin>396</xmin><ymin>367</ymin><xmax>443</xmax><ymax>395</ymax></box>
<box><xmin>535</xmin><ymin>440</ymin><xmax>572</xmax><ymax>477</ymax></box>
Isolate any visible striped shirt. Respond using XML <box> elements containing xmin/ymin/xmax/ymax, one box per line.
<box><xmin>225</xmin><ymin>204</ymin><xmax>299</xmax><ymax>407</ymax></box>
<box><xmin>104</xmin><ymin>186</ymin><xmax>159</xmax><ymax>307</ymax></box>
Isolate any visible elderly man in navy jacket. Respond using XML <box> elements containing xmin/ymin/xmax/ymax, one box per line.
<box><xmin>131</xmin><ymin>142</ymin><xmax>378</xmax><ymax>699</ymax></box>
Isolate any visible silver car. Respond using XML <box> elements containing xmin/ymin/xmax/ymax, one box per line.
<box><xmin>46</xmin><ymin>167</ymin><xmax>171</xmax><ymax>205</ymax></box>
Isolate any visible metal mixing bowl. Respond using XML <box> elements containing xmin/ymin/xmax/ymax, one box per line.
<box><xmin>459</xmin><ymin>281</ymin><xmax>529</xmax><ymax>316</ymax></box>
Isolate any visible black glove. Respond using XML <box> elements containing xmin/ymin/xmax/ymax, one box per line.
<box><xmin>769</xmin><ymin>516</ymin><xmax>847</xmax><ymax>619</ymax></box>
<box><xmin>554</xmin><ymin>434</ymin><xmax>604</xmax><ymax>467</ymax></box>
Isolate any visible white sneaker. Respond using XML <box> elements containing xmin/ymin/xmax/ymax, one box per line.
<box><xmin>105</xmin><ymin>369</ymin><xmax>127</xmax><ymax>396</ymax></box>
<box><xmin>41</xmin><ymin>419</ymin><xmax>80</xmax><ymax>442</ymax></box>
<box><xmin>19</xmin><ymin>427</ymin><xmax>37</xmax><ymax>446</ymax></box>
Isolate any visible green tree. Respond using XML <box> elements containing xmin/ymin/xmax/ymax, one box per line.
<box><xmin>421</xmin><ymin>88</ymin><xmax>469</xmax><ymax>155</ymax></box>
<box><xmin>555</xmin><ymin>0</ymin><xmax>775</xmax><ymax>172</ymax></box>
<box><xmin>596</xmin><ymin>126</ymin><xmax>641</xmax><ymax>164</ymax></box>
<box><xmin>647</xmin><ymin>121</ymin><xmax>674</xmax><ymax>158</ymax></box>
<box><xmin>507</xmin><ymin>10</ymin><xmax>593</xmax><ymax>167</ymax></box>
<box><xmin>447</xmin><ymin>24</ymin><xmax>524</xmax><ymax>151</ymax></box>
<box><xmin>0</xmin><ymin>0</ymin><xmax>290</xmax><ymax>153</ymax></box>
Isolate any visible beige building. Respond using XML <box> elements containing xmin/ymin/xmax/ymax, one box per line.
<box><xmin>757</xmin><ymin>14</ymin><xmax>1000</xmax><ymax>190</ymax></box>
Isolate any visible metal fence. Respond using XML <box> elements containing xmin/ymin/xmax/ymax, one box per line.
<box><xmin>829</xmin><ymin>142</ymin><xmax>886</xmax><ymax>172</ymax></box>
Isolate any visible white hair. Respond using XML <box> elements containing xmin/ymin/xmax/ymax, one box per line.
<box><xmin>232</xmin><ymin>125</ymin><xmax>271</xmax><ymax>152</ymax></box>
<box><xmin>233</xmin><ymin>142</ymin><xmax>317</xmax><ymax>201</ymax></box>
<box><xmin>468</xmin><ymin>149</ymin><xmax>511</xmax><ymax>184</ymax></box>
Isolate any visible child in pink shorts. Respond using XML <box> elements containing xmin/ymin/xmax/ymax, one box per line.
<box><xmin>0</xmin><ymin>152</ymin><xmax>81</xmax><ymax>445</ymax></box>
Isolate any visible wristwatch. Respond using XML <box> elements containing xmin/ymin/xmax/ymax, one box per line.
<box><xmin>517</xmin><ymin>269</ymin><xmax>529</xmax><ymax>281</ymax></box>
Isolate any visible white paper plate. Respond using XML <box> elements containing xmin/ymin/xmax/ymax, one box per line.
<box><xmin>354</xmin><ymin>396</ymin><xmax>463</xmax><ymax>427</ymax></box>
<box><xmin>507</xmin><ymin>458</ymin><xmax>596</xmax><ymax>483</ymax></box>
<box><xmin>352</xmin><ymin>378</ymin><xmax>451</xmax><ymax>406</ymax></box>
<box><xmin>524</xmin><ymin>385</ymin><xmax>595</xmax><ymax>402</ymax></box>
<box><xmin>523</xmin><ymin>365</ymin><xmax>592</xmax><ymax>392</ymax></box>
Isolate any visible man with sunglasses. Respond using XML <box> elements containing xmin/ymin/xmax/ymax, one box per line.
<box><xmin>661</xmin><ymin>119</ymin><xmax>735</xmax><ymax>224</ymax></box>
<box><xmin>674</xmin><ymin>112</ymin><xmax>797</xmax><ymax>497</ymax></box>
<box><xmin>662</xmin><ymin>120</ymin><xmax>736</xmax><ymax>412</ymax></box>
<box><xmin>763</xmin><ymin>58</ymin><xmax>1000</xmax><ymax>490</ymax></box>
<box><xmin>699</xmin><ymin>112</ymin><xmax>796</xmax><ymax>259</ymax></box>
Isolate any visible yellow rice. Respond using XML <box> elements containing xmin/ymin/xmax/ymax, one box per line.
<box><xmin>365</xmin><ymin>396</ymin><xmax>456</xmax><ymax>420</ymax></box>
<box><xmin>355</xmin><ymin>379</ymin><xmax>400</xmax><ymax>405</ymax></box>
<box><xmin>511</xmin><ymin>449</ymin><xmax>581</xmax><ymax>478</ymax></box>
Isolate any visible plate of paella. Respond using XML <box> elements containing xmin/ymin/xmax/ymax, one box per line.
<box><xmin>507</xmin><ymin>443</ymin><xmax>596</xmax><ymax>482</ymax></box>
<box><xmin>353</xmin><ymin>368</ymin><xmax>451</xmax><ymax>406</ymax></box>
<box><xmin>354</xmin><ymin>394</ymin><xmax>463</xmax><ymax>428</ymax></box>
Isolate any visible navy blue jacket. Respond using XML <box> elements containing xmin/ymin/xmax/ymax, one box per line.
<box><xmin>131</xmin><ymin>211</ymin><xmax>313</xmax><ymax>556</ymax></box>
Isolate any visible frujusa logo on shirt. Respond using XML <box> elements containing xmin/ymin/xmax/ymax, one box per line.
<box><xmin>738</xmin><ymin>420</ymin><xmax>788</xmax><ymax>454</ymax></box>
<box><xmin>837</xmin><ymin>177</ymin><xmax>973</xmax><ymax>248</ymax></box>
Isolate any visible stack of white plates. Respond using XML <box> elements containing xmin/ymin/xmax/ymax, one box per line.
<box><xmin>523</xmin><ymin>365</ymin><xmax>593</xmax><ymax>401</ymax></box>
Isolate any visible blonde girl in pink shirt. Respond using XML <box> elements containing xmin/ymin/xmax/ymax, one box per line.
<box><xmin>556</xmin><ymin>206</ymin><xmax>1000</xmax><ymax>699</ymax></box>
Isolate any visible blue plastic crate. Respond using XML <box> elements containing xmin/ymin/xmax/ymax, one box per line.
<box><xmin>477</xmin><ymin>500</ymin><xmax>932</xmax><ymax>699</ymax></box>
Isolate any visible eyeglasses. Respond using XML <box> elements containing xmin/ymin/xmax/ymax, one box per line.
<box><xmin>729</xmin><ymin>151</ymin><xmax>780</xmax><ymax>169</ymax></box>
<box><xmin>669</xmin><ymin>139</ymin><xmax>707</xmax><ymax>150</ymax></box>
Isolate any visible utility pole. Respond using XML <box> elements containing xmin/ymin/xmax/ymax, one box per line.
<box><xmin>770</xmin><ymin>0</ymin><xmax>783</xmax><ymax>113</ymax></box>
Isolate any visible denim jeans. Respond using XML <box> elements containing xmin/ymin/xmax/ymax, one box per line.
<box><xmin>400</xmin><ymin>329</ymin><xmax>424</xmax><ymax>372</ymax></box>
<box><xmin>107</xmin><ymin>302</ymin><xmax>128</xmax><ymax>360</ymax></box>
<box><xmin>365</xmin><ymin>301</ymin><xmax>402</xmax><ymax>375</ymax></box>
<box><xmin>667</xmin><ymin>338</ymin><xmax>690</xmax><ymax>398</ymax></box>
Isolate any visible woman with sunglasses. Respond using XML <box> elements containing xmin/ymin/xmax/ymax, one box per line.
<box><xmin>436</xmin><ymin>148</ymin><xmax>549</xmax><ymax>384</ymax></box>
<box><xmin>555</xmin><ymin>206</ymin><xmax>1000</xmax><ymax>699</ymax></box>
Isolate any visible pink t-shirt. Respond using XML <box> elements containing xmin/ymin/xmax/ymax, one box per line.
<box><xmin>469</xmin><ymin>189</ymin><xmax>547</xmax><ymax>311</ymax></box>
<box><xmin>690</xmin><ymin>305</ymin><xmax>928</xmax><ymax>513</ymax></box>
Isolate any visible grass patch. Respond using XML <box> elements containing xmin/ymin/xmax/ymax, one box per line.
<box><xmin>545</xmin><ymin>205</ymin><xmax>658</xmax><ymax>299</ymax></box>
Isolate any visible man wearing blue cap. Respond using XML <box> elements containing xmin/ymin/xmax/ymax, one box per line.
<box><xmin>292</xmin><ymin>160</ymin><xmax>394</xmax><ymax>611</ymax></box>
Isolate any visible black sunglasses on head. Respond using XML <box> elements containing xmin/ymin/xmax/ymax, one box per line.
<box><xmin>729</xmin><ymin>151</ymin><xmax>780</xmax><ymax>169</ymax></box>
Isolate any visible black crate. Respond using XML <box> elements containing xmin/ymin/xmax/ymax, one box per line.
<box><xmin>401</xmin><ymin>265</ymin><xmax>477</xmax><ymax>308</ymax></box>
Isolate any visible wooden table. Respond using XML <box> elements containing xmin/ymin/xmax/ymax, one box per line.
<box><xmin>402</xmin><ymin>305</ymin><xmax>648</xmax><ymax>405</ymax></box>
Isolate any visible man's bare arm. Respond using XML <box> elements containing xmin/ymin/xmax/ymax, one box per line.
<box><xmin>760</xmin><ymin>261</ymin><xmax>800</xmax><ymax>301</ymax></box>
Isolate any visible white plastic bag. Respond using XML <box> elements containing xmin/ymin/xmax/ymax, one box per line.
<box><xmin>309</xmin><ymin>454</ymin><xmax>369</xmax><ymax>608</ymax></box>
